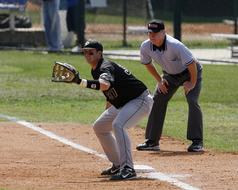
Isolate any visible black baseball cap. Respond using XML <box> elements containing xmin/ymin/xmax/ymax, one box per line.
<box><xmin>147</xmin><ymin>19</ymin><xmax>165</xmax><ymax>33</ymax></box>
<box><xmin>83</xmin><ymin>40</ymin><xmax>103</xmax><ymax>52</ymax></box>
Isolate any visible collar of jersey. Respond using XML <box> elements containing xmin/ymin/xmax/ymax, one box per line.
<box><xmin>152</xmin><ymin>35</ymin><xmax>167</xmax><ymax>52</ymax></box>
<box><xmin>93</xmin><ymin>58</ymin><xmax>104</xmax><ymax>71</ymax></box>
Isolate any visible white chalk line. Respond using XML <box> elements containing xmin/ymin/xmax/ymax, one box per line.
<box><xmin>0</xmin><ymin>114</ymin><xmax>200</xmax><ymax>190</ymax></box>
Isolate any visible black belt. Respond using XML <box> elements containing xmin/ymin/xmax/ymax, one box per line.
<box><xmin>163</xmin><ymin>69</ymin><xmax>189</xmax><ymax>78</ymax></box>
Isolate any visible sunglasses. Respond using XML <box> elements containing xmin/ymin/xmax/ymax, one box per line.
<box><xmin>83</xmin><ymin>49</ymin><xmax>96</xmax><ymax>56</ymax></box>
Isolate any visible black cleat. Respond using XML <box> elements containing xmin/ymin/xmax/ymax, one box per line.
<box><xmin>101</xmin><ymin>164</ymin><xmax>120</xmax><ymax>176</ymax></box>
<box><xmin>110</xmin><ymin>166</ymin><xmax>136</xmax><ymax>180</ymax></box>
<box><xmin>187</xmin><ymin>141</ymin><xmax>204</xmax><ymax>152</ymax></box>
<box><xmin>136</xmin><ymin>139</ymin><xmax>160</xmax><ymax>151</ymax></box>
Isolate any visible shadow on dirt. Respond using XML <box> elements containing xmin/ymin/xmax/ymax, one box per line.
<box><xmin>149</xmin><ymin>150</ymin><xmax>205</xmax><ymax>157</ymax></box>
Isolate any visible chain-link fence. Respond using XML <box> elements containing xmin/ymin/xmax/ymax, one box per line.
<box><xmin>151</xmin><ymin>0</ymin><xmax>236</xmax><ymax>46</ymax></box>
<box><xmin>0</xmin><ymin>0</ymin><xmax>237</xmax><ymax>49</ymax></box>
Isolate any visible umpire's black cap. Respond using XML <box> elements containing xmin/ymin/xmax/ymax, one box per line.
<box><xmin>83</xmin><ymin>39</ymin><xmax>103</xmax><ymax>52</ymax></box>
<box><xmin>147</xmin><ymin>19</ymin><xmax>165</xmax><ymax>33</ymax></box>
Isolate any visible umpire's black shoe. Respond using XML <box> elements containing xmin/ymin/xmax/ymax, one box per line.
<box><xmin>187</xmin><ymin>141</ymin><xmax>204</xmax><ymax>152</ymax></box>
<box><xmin>101</xmin><ymin>164</ymin><xmax>120</xmax><ymax>176</ymax></box>
<box><xmin>136</xmin><ymin>139</ymin><xmax>160</xmax><ymax>151</ymax></box>
<box><xmin>110</xmin><ymin>166</ymin><xmax>136</xmax><ymax>180</ymax></box>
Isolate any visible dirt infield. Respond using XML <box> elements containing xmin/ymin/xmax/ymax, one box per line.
<box><xmin>0</xmin><ymin>122</ymin><xmax>237</xmax><ymax>190</ymax></box>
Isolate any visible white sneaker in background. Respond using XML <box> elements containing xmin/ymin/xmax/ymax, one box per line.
<box><xmin>71</xmin><ymin>45</ymin><xmax>82</xmax><ymax>53</ymax></box>
<box><xmin>63</xmin><ymin>31</ymin><xmax>75</xmax><ymax>48</ymax></box>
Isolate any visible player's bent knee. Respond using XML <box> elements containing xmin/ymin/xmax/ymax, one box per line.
<box><xmin>112</xmin><ymin>121</ymin><xmax>124</xmax><ymax>132</ymax></box>
<box><xmin>92</xmin><ymin>122</ymin><xmax>102</xmax><ymax>134</ymax></box>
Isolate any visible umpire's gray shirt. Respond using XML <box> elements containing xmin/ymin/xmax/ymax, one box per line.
<box><xmin>140</xmin><ymin>34</ymin><xmax>202</xmax><ymax>74</ymax></box>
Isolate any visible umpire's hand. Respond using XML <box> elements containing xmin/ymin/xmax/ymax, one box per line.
<box><xmin>183</xmin><ymin>81</ymin><xmax>195</xmax><ymax>95</ymax></box>
<box><xmin>158</xmin><ymin>79</ymin><xmax>169</xmax><ymax>94</ymax></box>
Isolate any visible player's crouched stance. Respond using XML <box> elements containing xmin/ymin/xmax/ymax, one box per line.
<box><xmin>83</xmin><ymin>40</ymin><xmax>153</xmax><ymax>180</ymax></box>
<box><xmin>52</xmin><ymin>40</ymin><xmax>153</xmax><ymax>180</ymax></box>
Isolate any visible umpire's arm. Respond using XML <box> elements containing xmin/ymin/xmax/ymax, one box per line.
<box><xmin>183</xmin><ymin>60</ymin><xmax>198</xmax><ymax>95</ymax></box>
<box><xmin>144</xmin><ymin>63</ymin><xmax>169</xmax><ymax>94</ymax></box>
<box><xmin>144</xmin><ymin>63</ymin><xmax>162</xmax><ymax>83</ymax></box>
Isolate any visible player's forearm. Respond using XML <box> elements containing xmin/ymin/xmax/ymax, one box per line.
<box><xmin>79</xmin><ymin>78</ymin><xmax>111</xmax><ymax>91</ymax></box>
<box><xmin>78</xmin><ymin>79</ymin><xmax>100</xmax><ymax>90</ymax></box>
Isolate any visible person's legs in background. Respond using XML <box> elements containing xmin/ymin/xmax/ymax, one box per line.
<box><xmin>42</xmin><ymin>0</ymin><xmax>63</xmax><ymax>52</ymax></box>
<box><xmin>63</xmin><ymin>5</ymin><xmax>75</xmax><ymax>48</ymax></box>
<box><xmin>71</xmin><ymin>0</ymin><xmax>85</xmax><ymax>53</ymax></box>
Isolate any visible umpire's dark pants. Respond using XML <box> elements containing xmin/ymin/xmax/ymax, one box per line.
<box><xmin>145</xmin><ymin>66</ymin><xmax>203</xmax><ymax>143</ymax></box>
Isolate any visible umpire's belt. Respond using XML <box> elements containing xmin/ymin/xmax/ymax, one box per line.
<box><xmin>163</xmin><ymin>69</ymin><xmax>189</xmax><ymax>78</ymax></box>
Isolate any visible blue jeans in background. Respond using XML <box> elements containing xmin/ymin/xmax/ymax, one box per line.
<box><xmin>42</xmin><ymin>0</ymin><xmax>63</xmax><ymax>51</ymax></box>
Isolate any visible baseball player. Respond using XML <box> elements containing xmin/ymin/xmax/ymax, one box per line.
<box><xmin>136</xmin><ymin>20</ymin><xmax>204</xmax><ymax>152</ymax></box>
<box><xmin>74</xmin><ymin>40</ymin><xmax>153</xmax><ymax>180</ymax></box>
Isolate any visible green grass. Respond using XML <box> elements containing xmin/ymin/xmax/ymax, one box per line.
<box><xmin>26</xmin><ymin>10</ymin><xmax>146</xmax><ymax>26</ymax></box>
<box><xmin>184</xmin><ymin>40</ymin><xmax>229</xmax><ymax>49</ymax></box>
<box><xmin>0</xmin><ymin>51</ymin><xmax>237</xmax><ymax>152</ymax></box>
<box><xmin>93</xmin><ymin>40</ymin><xmax>230</xmax><ymax>50</ymax></box>
<box><xmin>86</xmin><ymin>13</ymin><xmax>146</xmax><ymax>25</ymax></box>
<box><xmin>24</xmin><ymin>9</ymin><xmax>230</xmax><ymax>50</ymax></box>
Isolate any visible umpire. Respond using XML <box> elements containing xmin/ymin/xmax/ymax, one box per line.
<box><xmin>136</xmin><ymin>20</ymin><xmax>204</xmax><ymax>152</ymax></box>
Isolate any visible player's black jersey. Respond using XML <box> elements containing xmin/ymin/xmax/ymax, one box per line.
<box><xmin>91</xmin><ymin>58</ymin><xmax>147</xmax><ymax>108</ymax></box>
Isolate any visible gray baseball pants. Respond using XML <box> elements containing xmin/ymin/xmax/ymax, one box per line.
<box><xmin>93</xmin><ymin>90</ymin><xmax>153</xmax><ymax>169</ymax></box>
